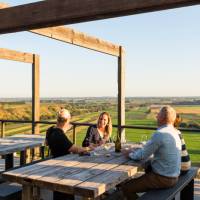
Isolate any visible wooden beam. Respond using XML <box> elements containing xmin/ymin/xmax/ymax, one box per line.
<box><xmin>0</xmin><ymin>4</ymin><xmax>120</xmax><ymax>56</ymax></box>
<box><xmin>0</xmin><ymin>0</ymin><xmax>200</xmax><ymax>34</ymax></box>
<box><xmin>0</xmin><ymin>2</ymin><xmax>9</xmax><ymax>9</ymax></box>
<box><xmin>0</xmin><ymin>48</ymin><xmax>34</xmax><ymax>63</ymax></box>
<box><xmin>31</xmin><ymin>27</ymin><xmax>120</xmax><ymax>57</ymax></box>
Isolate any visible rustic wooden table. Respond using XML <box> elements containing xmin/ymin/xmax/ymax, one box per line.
<box><xmin>0</xmin><ymin>134</ymin><xmax>45</xmax><ymax>170</ymax></box>
<box><xmin>3</xmin><ymin>144</ymin><xmax>140</xmax><ymax>200</ymax></box>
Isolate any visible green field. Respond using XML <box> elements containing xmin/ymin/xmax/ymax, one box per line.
<box><xmin>1</xmin><ymin>101</ymin><xmax>200</xmax><ymax>166</ymax></box>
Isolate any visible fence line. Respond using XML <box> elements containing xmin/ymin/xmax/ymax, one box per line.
<box><xmin>1</xmin><ymin>119</ymin><xmax>200</xmax><ymax>144</ymax></box>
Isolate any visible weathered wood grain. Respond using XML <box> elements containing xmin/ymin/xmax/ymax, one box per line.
<box><xmin>0</xmin><ymin>0</ymin><xmax>199</xmax><ymax>34</ymax></box>
<box><xmin>0</xmin><ymin>136</ymin><xmax>44</xmax><ymax>155</ymax></box>
<box><xmin>3</xmin><ymin>150</ymin><xmax>139</xmax><ymax>198</ymax></box>
<box><xmin>0</xmin><ymin>4</ymin><xmax>120</xmax><ymax>56</ymax></box>
<box><xmin>0</xmin><ymin>2</ymin><xmax>9</xmax><ymax>9</ymax></box>
<box><xmin>0</xmin><ymin>48</ymin><xmax>34</xmax><ymax>63</ymax></box>
<box><xmin>31</xmin><ymin>27</ymin><xmax>120</xmax><ymax>57</ymax></box>
<box><xmin>75</xmin><ymin>159</ymin><xmax>137</xmax><ymax>198</ymax></box>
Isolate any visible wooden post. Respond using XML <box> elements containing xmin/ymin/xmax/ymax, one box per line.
<box><xmin>32</xmin><ymin>54</ymin><xmax>40</xmax><ymax>134</ymax></box>
<box><xmin>118</xmin><ymin>46</ymin><xmax>126</xmax><ymax>143</ymax></box>
<box><xmin>0</xmin><ymin>121</ymin><xmax>5</xmax><ymax>138</ymax></box>
<box><xmin>32</xmin><ymin>54</ymin><xmax>40</xmax><ymax>159</ymax></box>
<box><xmin>73</xmin><ymin>125</ymin><xmax>76</xmax><ymax>144</ymax></box>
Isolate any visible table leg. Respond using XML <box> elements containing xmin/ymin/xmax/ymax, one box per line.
<box><xmin>22</xmin><ymin>185</ymin><xmax>33</xmax><ymax>200</ymax></box>
<box><xmin>22</xmin><ymin>185</ymin><xmax>40</xmax><ymax>200</ymax></box>
<box><xmin>20</xmin><ymin>150</ymin><xmax>27</xmax><ymax>166</ymax></box>
<box><xmin>5</xmin><ymin>153</ymin><xmax>13</xmax><ymax>170</ymax></box>
<box><xmin>40</xmin><ymin>146</ymin><xmax>45</xmax><ymax>159</ymax></box>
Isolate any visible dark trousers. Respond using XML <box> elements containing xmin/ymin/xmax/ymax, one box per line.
<box><xmin>120</xmin><ymin>171</ymin><xmax>178</xmax><ymax>200</ymax></box>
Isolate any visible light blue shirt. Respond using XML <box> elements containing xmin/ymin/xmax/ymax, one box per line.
<box><xmin>129</xmin><ymin>124</ymin><xmax>181</xmax><ymax>177</ymax></box>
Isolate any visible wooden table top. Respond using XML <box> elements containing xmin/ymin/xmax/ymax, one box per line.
<box><xmin>0</xmin><ymin>134</ymin><xmax>45</xmax><ymax>155</ymax></box>
<box><xmin>3</xmin><ymin>144</ymin><xmax>140</xmax><ymax>198</ymax></box>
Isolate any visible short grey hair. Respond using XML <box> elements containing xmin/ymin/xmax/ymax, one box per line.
<box><xmin>57</xmin><ymin>108</ymin><xmax>71</xmax><ymax>123</ymax></box>
<box><xmin>160</xmin><ymin>106</ymin><xmax>176</xmax><ymax>124</ymax></box>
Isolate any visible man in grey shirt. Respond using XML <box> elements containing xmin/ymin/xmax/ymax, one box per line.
<box><xmin>120</xmin><ymin>106</ymin><xmax>181</xmax><ymax>200</ymax></box>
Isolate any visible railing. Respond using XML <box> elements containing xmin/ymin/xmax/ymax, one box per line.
<box><xmin>1</xmin><ymin>119</ymin><xmax>200</xmax><ymax>144</ymax></box>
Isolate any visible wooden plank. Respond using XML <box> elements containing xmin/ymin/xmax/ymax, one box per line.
<box><xmin>34</xmin><ymin>155</ymin><xmax>124</xmax><ymax>193</ymax></box>
<box><xmin>0</xmin><ymin>2</ymin><xmax>120</xmax><ymax>56</ymax></box>
<box><xmin>9</xmin><ymin>134</ymin><xmax>45</xmax><ymax>143</ymax></box>
<box><xmin>0</xmin><ymin>139</ymin><xmax>43</xmax><ymax>155</ymax></box>
<box><xmin>0</xmin><ymin>2</ymin><xmax>9</xmax><ymax>9</ymax></box>
<box><xmin>75</xmin><ymin>160</ymin><xmax>138</xmax><ymax>198</ymax></box>
<box><xmin>0</xmin><ymin>0</ymin><xmax>200</xmax><ymax>34</ymax></box>
<box><xmin>0</xmin><ymin>48</ymin><xmax>34</xmax><ymax>63</ymax></box>
<box><xmin>31</xmin><ymin>27</ymin><xmax>120</xmax><ymax>57</ymax></box>
<box><xmin>20</xmin><ymin>154</ymin><xmax>115</xmax><ymax>192</ymax></box>
<box><xmin>3</xmin><ymin>154</ymin><xmax>79</xmax><ymax>182</ymax></box>
<box><xmin>118</xmin><ymin>47</ymin><xmax>126</xmax><ymax>142</ymax></box>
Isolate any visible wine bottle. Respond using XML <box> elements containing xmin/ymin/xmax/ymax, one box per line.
<box><xmin>115</xmin><ymin>132</ymin><xmax>121</xmax><ymax>153</ymax></box>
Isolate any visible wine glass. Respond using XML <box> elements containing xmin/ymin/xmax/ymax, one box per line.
<box><xmin>140</xmin><ymin>135</ymin><xmax>148</xmax><ymax>145</ymax></box>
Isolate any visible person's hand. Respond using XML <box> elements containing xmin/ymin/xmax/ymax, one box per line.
<box><xmin>89</xmin><ymin>143</ymin><xmax>98</xmax><ymax>149</ymax></box>
<box><xmin>99</xmin><ymin>139</ymin><xmax>106</xmax><ymax>146</ymax></box>
<box><xmin>122</xmin><ymin>147</ymin><xmax>132</xmax><ymax>158</ymax></box>
<box><xmin>88</xmin><ymin>145</ymin><xmax>95</xmax><ymax>151</ymax></box>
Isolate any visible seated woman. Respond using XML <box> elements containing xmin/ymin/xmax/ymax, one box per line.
<box><xmin>82</xmin><ymin>112</ymin><xmax>112</xmax><ymax>147</ymax></box>
<box><xmin>174</xmin><ymin>114</ymin><xmax>191</xmax><ymax>175</ymax></box>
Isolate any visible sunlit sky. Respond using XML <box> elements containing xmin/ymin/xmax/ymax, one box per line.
<box><xmin>0</xmin><ymin>1</ymin><xmax>200</xmax><ymax>97</ymax></box>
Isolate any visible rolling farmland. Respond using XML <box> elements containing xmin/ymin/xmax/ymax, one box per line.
<box><xmin>0</xmin><ymin>98</ymin><xmax>200</xmax><ymax>165</ymax></box>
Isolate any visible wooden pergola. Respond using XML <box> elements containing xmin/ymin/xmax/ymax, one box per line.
<box><xmin>0</xmin><ymin>3</ymin><xmax>125</xmax><ymax>140</ymax></box>
<box><xmin>0</xmin><ymin>48</ymin><xmax>40</xmax><ymax>135</ymax></box>
<box><xmin>0</xmin><ymin>0</ymin><xmax>199</xmax><ymax>139</ymax></box>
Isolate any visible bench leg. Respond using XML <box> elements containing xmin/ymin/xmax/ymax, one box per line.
<box><xmin>180</xmin><ymin>179</ymin><xmax>194</xmax><ymax>200</ymax></box>
<box><xmin>5</xmin><ymin>153</ymin><xmax>13</xmax><ymax>170</ymax></box>
<box><xmin>22</xmin><ymin>185</ymin><xmax>40</xmax><ymax>200</ymax></box>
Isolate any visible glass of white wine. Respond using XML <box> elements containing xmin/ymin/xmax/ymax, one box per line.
<box><xmin>140</xmin><ymin>135</ymin><xmax>148</xmax><ymax>145</ymax></box>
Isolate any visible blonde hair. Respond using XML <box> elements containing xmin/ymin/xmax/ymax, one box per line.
<box><xmin>57</xmin><ymin>108</ymin><xmax>71</xmax><ymax>123</ymax></box>
<box><xmin>159</xmin><ymin>106</ymin><xmax>176</xmax><ymax>124</ymax></box>
<box><xmin>97</xmin><ymin>112</ymin><xmax>112</xmax><ymax>138</ymax></box>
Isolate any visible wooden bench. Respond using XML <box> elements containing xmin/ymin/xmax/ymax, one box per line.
<box><xmin>0</xmin><ymin>182</ymin><xmax>22</xmax><ymax>200</ymax></box>
<box><xmin>138</xmin><ymin>167</ymin><xmax>198</xmax><ymax>200</ymax></box>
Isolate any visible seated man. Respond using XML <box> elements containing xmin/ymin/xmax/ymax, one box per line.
<box><xmin>45</xmin><ymin>108</ymin><xmax>91</xmax><ymax>200</ymax></box>
<box><xmin>46</xmin><ymin>108</ymin><xmax>89</xmax><ymax>158</ymax></box>
<box><xmin>120</xmin><ymin>106</ymin><xmax>181</xmax><ymax>200</ymax></box>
